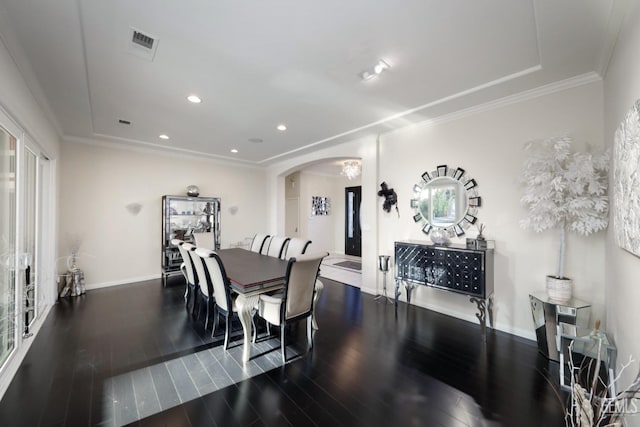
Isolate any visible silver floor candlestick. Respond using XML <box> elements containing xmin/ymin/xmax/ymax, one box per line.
<box><xmin>375</xmin><ymin>255</ymin><xmax>393</xmax><ymax>303</ymax></box>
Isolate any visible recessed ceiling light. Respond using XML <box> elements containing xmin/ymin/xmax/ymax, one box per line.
<box><xmin>230</xmin><ymin>149</ymin><xmax>238</xmax><ymax>153</ymax></box>
<box><xmin>159</xmin><ymin>134</ymin><xmax>169</xmax><ymax>140</ymax></box>
<box><xmin>187</xmin><ymin>95</ymin><xmax>202</xmax><ymax>103</ymax></box>
<box><xmin>277</xmin><ymin>124</ymin><xmax>287</xmax><ymax>131</ymax></box>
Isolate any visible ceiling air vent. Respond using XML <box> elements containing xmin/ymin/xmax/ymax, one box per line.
<box><xmin>127</xmin><ymin>27</ymin><xmax>159</xmax><ymax>61</ymax></box>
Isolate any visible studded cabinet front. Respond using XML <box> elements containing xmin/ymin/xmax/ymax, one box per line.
<box><xmin>394</xmin><ymin>241</ymin><xmax>494</xmax><ymax>298</ymax></box>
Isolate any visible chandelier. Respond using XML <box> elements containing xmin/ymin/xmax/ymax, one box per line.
<box><xmin>341</xmin><ymin>160</ymin><xmax>361</xmax><ymax>180</ymax></box>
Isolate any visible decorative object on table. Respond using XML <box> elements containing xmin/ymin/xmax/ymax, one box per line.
<box><xmin>341</xmin><ymin>160</ymin><xmax>361</xmax><ymax>180</ymax></box>
<box><xmin>377</xmin><ymin>182</ymin><xmax>399</xmax><ymax>217</ymax></box>
<box><xmin>555</xmin><ymin>322</ymin><xmax>640</xmax><ymax>426</ymax></box>
<box><xmin>186</xmin><ymin>185</ymin><xmax>200</xmax><ymax>197</ymax></box>
<box><xmin>613</xmin><ymin>98</ymin><xmax>640</xmax><ymax>257</ymax></box>
<box><xmin>411</xmin><ymin>164</ymin><xmax>481</xmax><ymax>239</ymax></box>
<box><xmin>375</xmin><ymin>255</ymin><xmax>393</xmax><ymax>303</ymax></box>
<box><xmin>311</xmin><ymin>196</ymin><xmax>330</xmax><ymax>216</ymax></box>
<box><xmin>430</xmin><ymin>228</ymin><xmax>450</xmax><ymax>245</ymax></box>
<box><xmin>466</xmin><ymin>224</ymin><xmax>490</xmax><ymax>249</ymax></box>
<box><xmin>520</xmin><ymin>136</ymin><xmax>609</xmax><ymax>302</ymax></box>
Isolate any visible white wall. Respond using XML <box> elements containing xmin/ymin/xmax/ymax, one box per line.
<box><xmin>58</xmin><ymin>141</ymin><xmax>267</xmax><ymax>287</ymax></box>
<box><xmin>603</xmin><ymin>3</ymin><xmax>640</xmax><ymax>418</ymax></box>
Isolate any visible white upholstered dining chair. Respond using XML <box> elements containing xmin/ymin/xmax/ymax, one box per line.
<box><xmin>283</xmin><ymin>237</ymin><xmax>311</xmax><ymax>259</ymax></box>
<box><xmin>260</xmin><ymin>236</ymin><xmax>272</xmax><ymax>255</ymax></box>
<box><xmin>250</xmin><ymin>233</ymin><xmax>270</xmax><ymax>253</ymax></box>
<box><xmin>175</xmin><ymin>240</ymin><xmax>197</xmax><ymax>310</ymax></box>
<box><xmin>192</xmin><ymin>247</ymin><xmax>216</xmax><ymax>329</ymax></box>
<box><xmin>266</xmin><ymin>236</ymin><xmax>290</xmax><ymax>259</ymax></box>
<box><xmin>196</xmin><ymin>248</ymin><xmax>254</xmax><ymax>349</ymax></box>
<box><xmin>170</xmin><ymin>238</ymin><xmax>188</xmax><ymax>283</ymax></box>
<box><xmin>258</xmin><ymin>252</ymin><xmax>328</xmax><ymax>364</ymax></box>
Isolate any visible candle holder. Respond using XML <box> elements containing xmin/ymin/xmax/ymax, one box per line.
<box><xmin>375</xmin><ymin>255</ymin><xmax>393</xmax><ymax>303</ymax></box>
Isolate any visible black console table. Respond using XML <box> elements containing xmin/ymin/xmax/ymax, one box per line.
<box><xmin>394</xmin><ymin>240</ymin><xmax>495</xmax><ymax>333</ymax></box>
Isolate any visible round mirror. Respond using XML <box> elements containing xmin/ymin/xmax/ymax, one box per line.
<box><xmin>411</xmin><ymin>164</ymin><xmax>481</xmax><ymax>238</ymax></box>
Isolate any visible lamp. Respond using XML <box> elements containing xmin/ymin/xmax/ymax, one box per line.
<box><xmin>341</xmin><ymin>160</ymin><xmax>361</xmax><ymax>180</ymax></box>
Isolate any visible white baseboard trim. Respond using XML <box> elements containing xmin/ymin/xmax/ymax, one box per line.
<box><xmin>360</xmin><ymin>285</ymin><xmax>536</xmax><ymax>342</ymax></box>
<box><xmin>0</xmin><ymin>303</ymin><xmax>53</xmax><ymax>401</ymax></box>
<box><xmin>85</xmin><ymin>274</ymin><xmax>162</xmax><ymax>291</ymax></box>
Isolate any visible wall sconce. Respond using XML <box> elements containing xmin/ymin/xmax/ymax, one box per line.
<box><xmin>125</xmin><ymin>202</ymin><xmax>143</xmax><ymax>215</ymax></box>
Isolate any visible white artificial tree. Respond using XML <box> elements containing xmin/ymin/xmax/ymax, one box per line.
<box><xmin>520</xmin><ymin>136</ymin><xmax>609</xmax><ymax>279</ymax></box>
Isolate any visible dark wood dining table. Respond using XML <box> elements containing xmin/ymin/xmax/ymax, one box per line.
<box><xmin>216</xmin><ymin>248</ymin><xmax>324</xmax><ymax>363</ymax></box>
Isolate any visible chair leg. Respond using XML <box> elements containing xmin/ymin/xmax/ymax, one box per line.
<box><xmin>307</xmin><ymin>316</ymin><xmax>313</xmax><ymax>350</ymax></box>
<box><xmin>197</xmin><ymin>293</ymin><xmax>204</xmax><ymax>321</ymax></box>
<box><xmin>224</xmin><ymin>313</ymin><xmax>231</xmax><ymax>350</ymax></box>
<box><xmin>191</xmin><ymin>286</ymin><xmax>199</xmax><ymax>318</ymax></box>
<box><xmin>211</xmin><ymin>310</ymin><xmax>219</xmax><ymax>338</ymax></box>
<box><xmin>204</xmin><ymin>296</ymin><xmax>210</xmax><ymax>330</ymax></box>
<box><xmin>280</xmin><ymin>324</ymin><xmax>286</xmax><ymax>365</ymax></box>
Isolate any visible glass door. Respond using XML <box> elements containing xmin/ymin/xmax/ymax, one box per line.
<box><xmin>0</xmin><ymin>123</ymin><xmax>17</xmax><ymax>368</ymax></box>
<box><xmin>22</xmin><ymin>147</ymin><xmax>37</xmax><ymax>334</ymax></box>
<box><xmin>344</xmin><ymin>186</ymin><xmax>362</xmax><ymax>257</ymax></box>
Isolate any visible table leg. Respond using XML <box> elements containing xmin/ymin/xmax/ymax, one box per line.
<box><xmin>312</xmin><ymin>279</ymin><xmax>324</xmax><ymax>330</ymax></box>
<box><xmin>235</xmin><ymin>294</ymin><xmax>260</xmax><ymax>364</ymax></box>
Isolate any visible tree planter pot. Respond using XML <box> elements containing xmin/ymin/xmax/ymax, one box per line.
<box><xmin>546</xmin><ymin>276</ymin><xmax>572</xmax><ymax>302</ymax></box>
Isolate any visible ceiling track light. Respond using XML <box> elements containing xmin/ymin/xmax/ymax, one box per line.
<box><xmin>359</xmin><ymin>59</ymin><xmax>391</xmax><ymax>81</ymax></box>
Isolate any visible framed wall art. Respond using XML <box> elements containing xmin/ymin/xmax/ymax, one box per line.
<box><xmin>613</xmin><ymin>98</ymin><xmax>640</xmax><ymax>257</ymax></box>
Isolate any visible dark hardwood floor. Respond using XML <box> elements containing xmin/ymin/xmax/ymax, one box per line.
<box><xmin>0</xmin><ymin>276</ymin><xmax>566</xmax><ymax>426</ymax></box>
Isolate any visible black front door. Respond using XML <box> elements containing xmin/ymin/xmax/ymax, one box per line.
<box><xmin>345</xmin><ymin>186</ymin><xmax>362</xmax><ymax>257</ymax></box>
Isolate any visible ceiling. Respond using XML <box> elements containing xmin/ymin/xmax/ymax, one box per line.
<box><xmin>0</xmin><ymin>0</ymin><xmax>630</xmax><ymax>165</ymax></box>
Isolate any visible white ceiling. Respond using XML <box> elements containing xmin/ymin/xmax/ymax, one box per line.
<box><xmin>0</xmin><ymin>0</ymin><xmax>630</xmax><ymax>165</ymax></box>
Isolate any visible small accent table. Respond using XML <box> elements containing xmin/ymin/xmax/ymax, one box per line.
<box><xmin>529</xmin><ymin>292</ymin><xmax>591</xmax><ymax>362</ymax></box>
<box><xmin>559</xmin><ymin>324</ymin><xmax>617</xmax><ymax>397</ymax></box>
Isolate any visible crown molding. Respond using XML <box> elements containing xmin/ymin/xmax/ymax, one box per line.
<box><xmin>395</xmin><ymin>71</ymin><xmax>603</xmax><ymax>134</ymax></box>
<box><xmin>64</xmin><ymin>134</ymin><xmax>263</xmax><ymax>170</ymax></box>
